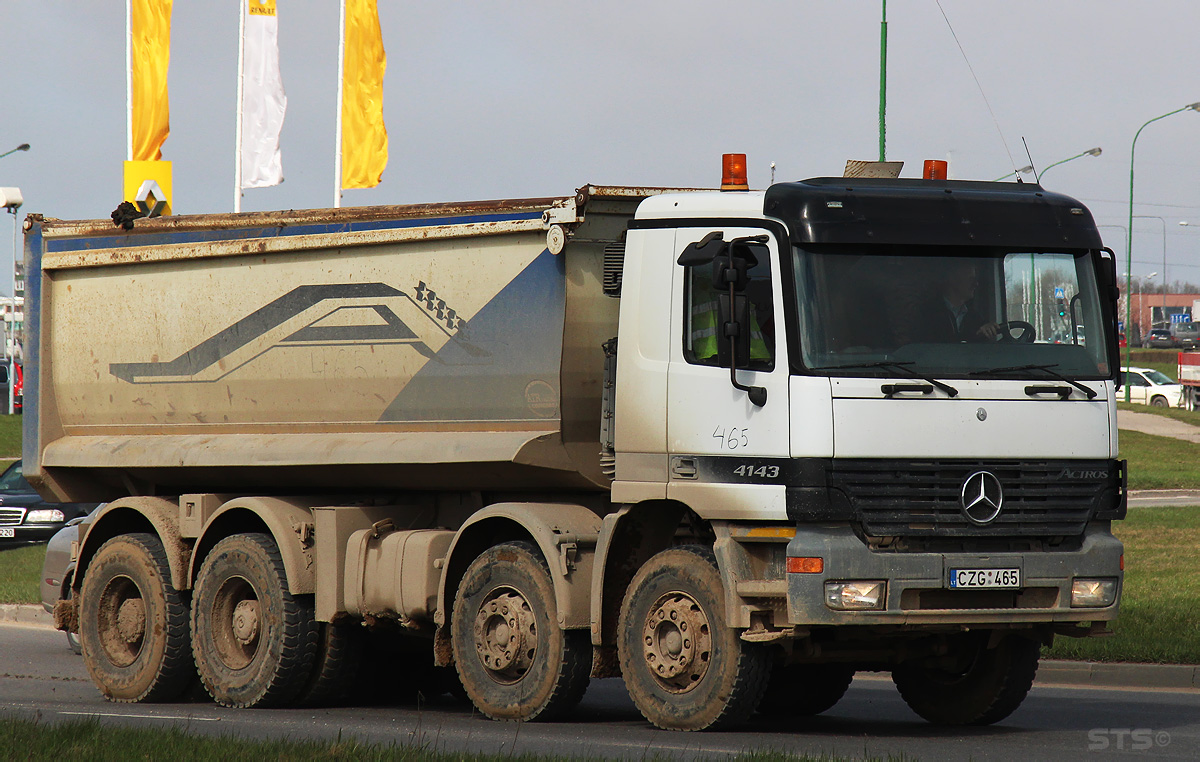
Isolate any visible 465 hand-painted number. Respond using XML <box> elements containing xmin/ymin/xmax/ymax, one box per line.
<box><xmin>713</xmin><ymin>426</ymin><xmax>749</xmax><ymax>450</ymax></box>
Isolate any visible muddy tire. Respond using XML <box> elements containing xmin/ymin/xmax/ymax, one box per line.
<box><xmin>759</xmin><ymin>663</ymin><xmax>855</xmax><ymax>717</ymax></box>
<box><xmin>451</xmin><ymin>541</ymin><xmax>590</xmax><ymax>721</ymax></box>
<box><xmin>892</xmin><ymin>633</ymin><xmax>1040</xmax><ymax>725</ymax></box>
<box><xmin>617</xmin><ymin>545</ymin><xmax>770</xmax><ymax>731</ymax></box>
<box><xmin>297</xmin><ymin>620</ymin><xmax>364</xmax><ymax>706</ymax></box>
<box><xmin>1151</xmin><ymin>395</ymin><xmax>1169</xmax><ymax>408</ymax></box>
<box><xmin>191</xmin><ymin>533</ymin><xmax>318</xmax><ymax>708</ymax></box>
<box><xmin>78</xmin><ymin>533</ymin><xmax>195</xmax><ymax>702</ymax></box>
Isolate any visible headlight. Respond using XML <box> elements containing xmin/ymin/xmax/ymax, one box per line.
<box><xmin>825</xmin><ymin>581</ymin><xmax>886</xmax><ymax>611</ymax></box>
<box><xmin>25</xmin><ymin>509</ymin><xmax>65</xmax><ymax>523</ymax></box>
<box><xmin>1071</xmin><ymin>578</ymin><xmax>1118</xmax><ymax>608</ymax></box>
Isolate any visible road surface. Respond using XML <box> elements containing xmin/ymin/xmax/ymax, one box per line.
<box><xmin>1</xmin><ymin>623</ymin><xmax>1197</xmax><ymax>760</ymax></box>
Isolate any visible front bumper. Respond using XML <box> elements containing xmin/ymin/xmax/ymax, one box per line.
<box><xmin>785</xmin><ymin>524</ymin><xmax>1123</xmax><ymax>626</ymax></box>
<box><xmin>0</xmin><ymin>523</ymin><xmax>66</xmax><ymax>545</ymax></box>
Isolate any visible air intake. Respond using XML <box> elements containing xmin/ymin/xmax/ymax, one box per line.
<box><xmin>603</xmin><ymin>241</ymin><xmax>625</xmax><ymax>297</ymax></box>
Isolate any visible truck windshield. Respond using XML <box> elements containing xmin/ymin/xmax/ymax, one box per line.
<box><xmin>792</xmin><ymin>246</ymin><xmax>1111</xmax><ymax>379</ymax></box>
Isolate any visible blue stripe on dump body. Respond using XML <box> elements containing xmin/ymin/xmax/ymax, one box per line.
<box><xmin>22</xmin><ymin>224</ymin><xmax>42</xmax><ymax>473</ymax></box>
<box><xmin>45</xmin><ymin>211</ymin><xmax>544</xmax><ymax>253</ymax></box>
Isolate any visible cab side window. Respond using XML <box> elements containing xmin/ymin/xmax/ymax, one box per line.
<box><xmin>1126</xmin><ymin>372</ymin><xmax>1149</xmax><ymax>387</ymax></box>
<box><xmin>683</xmin><ymin>241</ymin><xmax>774</xmax><ymax>370</ymax></box>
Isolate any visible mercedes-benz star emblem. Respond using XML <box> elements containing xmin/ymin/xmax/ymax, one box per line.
<box><xmin>960</xmin><ymin>471</ymin><xmax>1003</xmax><ymax>525</ymax></box>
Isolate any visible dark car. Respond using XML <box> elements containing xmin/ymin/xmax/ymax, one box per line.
<box><xmin>0</xmin><ymin>460</ymin><xmax>99</xmax><ymax>545</ymax></box>
<box><xmin>1143</xmin><ymin>329</ymin><xmax>1176</xmax><ymax>349</ymax></box>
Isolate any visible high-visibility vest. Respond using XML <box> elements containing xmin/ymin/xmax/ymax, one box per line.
<box><xmin>691</xmin><ymin>293</ymin><xmax>770</xmax><ymax>362</ymax></box>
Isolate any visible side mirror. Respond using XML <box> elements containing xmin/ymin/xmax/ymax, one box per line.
<box><xmin>678</xmin><ymin>231</ymin><xmax>726</xmax><ymax>266</ymax></box>
<box><xmin>679</xmin><ymin>233</ymin><xmax>770</xmax><ymax>407</ymax></box>
<box><xmin>716</xmin><ymin>292</ymin><xmax>752</xmax><ymax>368</ymax></box>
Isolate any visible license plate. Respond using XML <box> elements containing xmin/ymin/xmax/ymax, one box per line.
<box><xmin>949</xmin><ymin>568</ymin><xmax>1020</xmax><ymax>589</ymax></box>
<box><xmin>0</xmin><ymin>527</ymin><xmax>14</xmax><ymax>539</ymax></box>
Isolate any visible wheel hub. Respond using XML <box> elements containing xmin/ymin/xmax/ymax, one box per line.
<box><xmin>642</xmin><ymin>592</ymin><xmax>712</xmax><ymax>693</ymax></box>
<box><xmin>473</xmin><ymin>590</ymin><xmax>536</xmax><ymax>684</ymax></box>
<box><xmin>210</xmin><ymin>577</ymin><xmax>259</xmax><ymax>670</ymax></box>
<box><xmin>115</xmin><ymin>598</ymin><xmax>146</xmax><ymax>644</ymax></box>
<box><xmin>232</xmin><ymin>599</ymin><xmax>260</xmax><ymax>646</ymax></box>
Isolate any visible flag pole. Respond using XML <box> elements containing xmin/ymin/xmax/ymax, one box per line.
<box><xmin>334</xmin><ymin>0</ymin><xmax>346</xmax><ymax>209</ymax></box>
<box><xmin>234</xmin><ymin>0</ymin><xmax>245</xmax><ymax>213</ymax></box>
<box><xmin>126</xmin><ymin>0</ymin><xmax>134</xmax><ymax>162</ymax></box>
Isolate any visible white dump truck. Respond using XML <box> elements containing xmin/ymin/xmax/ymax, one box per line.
<box><xmin>29</xmin><ymin>158</ymin><xmax>1125</xmax><ymax>730</ymax></box>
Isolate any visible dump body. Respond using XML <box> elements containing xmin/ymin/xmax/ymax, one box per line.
<box><xmin>25</xmin><ymin>188</ymin><xmax>656</xmax><ymax>501</ymax></box>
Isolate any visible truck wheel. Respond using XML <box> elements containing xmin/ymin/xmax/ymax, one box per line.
<box><xmin>759</xmin><ymin>663</ymin><xmax>855</xmax><ymax>717</ymax></box>
<box><xmin>1151</xmin><ymin>395</ymin><xmax>1169</xmax><ymax>408</ymax></box>
<box><xmin>892</xmin><ymin>633</ymin><xmax>1040</xmax><ymax>725</ymax></box>
<box><xmin>297</xmin><ymin>621</ymin><xmax>363</xmax><ymax>706</ymax></box>
<box><xmin>617</xmin><ymin>545</ymin><xmax>770</xmax><ymax>731</ymax></box>
<box><xmin>451</xmin><ymin>541</ymin><xmax>591</xmax><ymax>721</ymax></box>
<box><xmin>191</xmin><ymin>533</ymin><xmax>318</xmax><ymax>708</ymax></box>
<box><xmin>78</xmin><ymin>533</ymin><xmax>195</xmax><ymax>702</ymax></box>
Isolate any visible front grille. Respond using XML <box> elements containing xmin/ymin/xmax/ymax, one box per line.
<box><xmin>0</xmin><ymin>508</ymin><xmax>25</xmax><ymax>526</ymax></box>
<box><xmin>828</xmin><ymin>460</ymin><xmax>1116</xmax><ymax>539</ymax></box>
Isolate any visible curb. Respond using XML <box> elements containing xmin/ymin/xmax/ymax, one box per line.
<box><xmin>1036</xmin><ymin>660</ymin><xmax>1199</xmax><ymax>691</ymax></box>
<box><xmin>0</xmin><ymin>603</ymin><xmax>53</xmax><ymax>628</ymax></box>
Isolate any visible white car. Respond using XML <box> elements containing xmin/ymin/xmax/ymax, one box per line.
<box><xmin>1121</xmin><ymin>366</ymin><xmax>1186</xmax><ymax>408</ymax></box>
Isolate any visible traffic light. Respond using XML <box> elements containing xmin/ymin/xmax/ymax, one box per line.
<box><xmin>1056</xmin><ymin>297</ymin><xmax>1067</xmax><ymax>317</ymax></box>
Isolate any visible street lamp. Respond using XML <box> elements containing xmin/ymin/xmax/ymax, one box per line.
<box><xmin>1036</xmin><ymin>147</ymin><xmax>1102</xmax><ymax>184</ymax></box>
<box><xmin>0</xmin><ymin>187</ymin><xmax>21</xmax><ymax>416</ymax></box>
<box><xmin>1124</xmin><ymin>102</ymin><xmax>1200</xmax><ymax>401</ymax></box>
<box><xmin>993</xmin><ymin>165</ymin><xmax>1034</xmax><ymax>182</ymax></box>
<box><xmin>0</xmin><ymin>144</ymin><xmax>29</xmax><ymax>161</ymax></box>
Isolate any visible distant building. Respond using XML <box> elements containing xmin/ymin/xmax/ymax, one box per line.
<box><xmin>1127</xmin><ymin>292</ymin><xmax>1200</xmax><ymax>341</ymax></box>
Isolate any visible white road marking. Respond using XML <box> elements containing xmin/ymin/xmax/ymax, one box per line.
<box><xmin>58</xmin><ymin>711</ymin><xmax>221</xmax><ymax>722</ymax></box>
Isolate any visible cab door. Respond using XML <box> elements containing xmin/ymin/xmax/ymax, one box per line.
<box><xmin>665</xmin><ymin>226</ymin><xmax>791</xmax><ymax>521</ymax></box>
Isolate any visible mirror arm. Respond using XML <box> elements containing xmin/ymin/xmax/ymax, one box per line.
<box><xmin>725</xmin><ymin>280</ymin><xmax>767</xmax><ymax>407</ymax></box>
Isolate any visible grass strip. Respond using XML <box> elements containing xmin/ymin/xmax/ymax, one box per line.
<box><xmin>0</xmin><ymin>544</ymin><xmax>45</xmax><ymax>604</ymax></box>
<box><xmin>0</xmin><ymin>412</ymin><xmax>18</xmax><ymax>459</ymax></box>
<box><xmin>1118</xmin><ymin>429</ymin><xmax>1200</xmax><ymax>489</ymax></box>
<box><xmin>1047</xmin><ymin>505</ymin><xmax>1200</xmax><ymax>664</ymax></box>
<box><xmin>0</xmin><ymin>716</ymin><xmax>853</xmax><ymax>762</ymax></box>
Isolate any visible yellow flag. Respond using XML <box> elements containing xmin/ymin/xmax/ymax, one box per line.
<box><xmin>129</xmin><ymin>0</ymin><xmax>173</xmax><ymax>162</ymax></box>
<box><xmin>341</xmin><ymin>0</ymin><xmax>388</xmax><ymax>189</ymax></box>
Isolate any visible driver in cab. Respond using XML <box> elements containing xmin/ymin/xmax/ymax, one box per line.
<box><xmin>921</xmin><ymin>260</ymin><xmax>1001</xmax><ymax>342</ymax></box>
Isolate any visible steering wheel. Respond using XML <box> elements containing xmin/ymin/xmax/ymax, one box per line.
<box><xmin>996</xmin><ymin>320</ymin><xmax>1036</xmax><ymax>343</ymax></box>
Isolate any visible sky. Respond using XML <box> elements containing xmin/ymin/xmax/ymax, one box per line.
<box><xmin>3</xmin><ymin>1</ymin><xmax>1200</xmax><ymax>292</ymax></box>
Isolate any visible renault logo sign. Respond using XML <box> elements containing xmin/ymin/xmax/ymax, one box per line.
<box><xmin>961</xmin><ymin>471</ymin><xmax>1003</xmax><ymax>525</ymax></box>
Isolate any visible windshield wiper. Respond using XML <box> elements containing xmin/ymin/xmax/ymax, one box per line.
<box><xmin>813</xmin><ymin>360</ymin><xmax>959</xmax><ymax>397</ymax></box>
<box><xmin>968</xmin><ymin>363</ymin><xmax>1097</xmax><ymax>399</ymax></box>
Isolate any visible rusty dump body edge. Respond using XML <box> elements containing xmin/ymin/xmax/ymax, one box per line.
<box><xmin>26</xmin><ymin>186</ymin><xmax>700</xmax><ymax>502</ymax></box>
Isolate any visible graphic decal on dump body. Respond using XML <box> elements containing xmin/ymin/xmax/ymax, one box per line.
<box><xmin>99</xmin><ymin>248</ymin><xmax>566</xmax><ymax>425</ymax></box>
<box><xmin>109</xmin><ymin>282</ymin><xmax>481</xmax><ymax>384</ymax></box>
<box><xmin>381</xmin><ymin>247</ymin><xmax>565</xmax><ymax>422</ymax></box>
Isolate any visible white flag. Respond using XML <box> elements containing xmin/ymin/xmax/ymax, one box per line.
<box><xmin>240</xmin><ymin>0</ymin><xmax>286</xmax><ymax>188</ymax></box>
